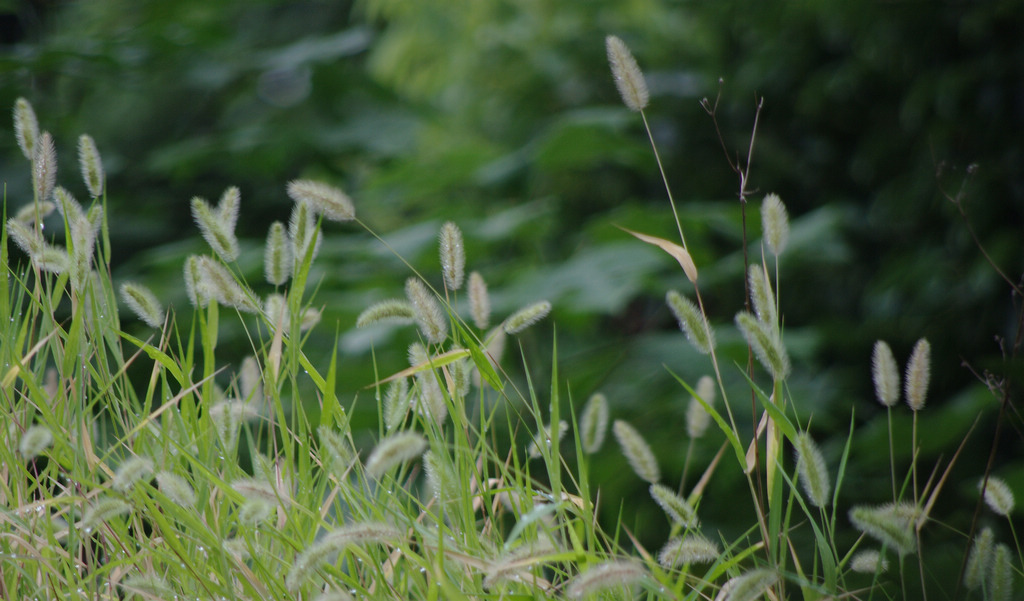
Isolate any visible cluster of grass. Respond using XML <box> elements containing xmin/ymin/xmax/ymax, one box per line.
<box><xmin>1</xmin><ymin>38</ymin><xmax>1019</xmax><ymax>601</ymax></box>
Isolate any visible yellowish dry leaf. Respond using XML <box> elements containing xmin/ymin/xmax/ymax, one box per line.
<box><xmin>618</xmin><ymin>226</ymin><xmax>697</xmax><ymax>283</ymax></box>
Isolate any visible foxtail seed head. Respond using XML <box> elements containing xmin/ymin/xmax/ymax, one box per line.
<box><xmin>566</xmin><ymin>559</ymin><xmax>648</xmax><ymax>599</ymax></box>
<box><xmin>184</xmin><ymin>255</ymin><xmax>210</xmax><ymax>308</ymax></box>
<box><xmin>156</xmin><ymin>471</ymin><xmax>196</xmax><ymax>508</ymax></box>
<box><xmin>613</xmin><ymin>419</ymin><xmax>660</xmax><ymax>484</ymax></box>
<box><xmin>657</xmin><ymin>533</ymin><xmax>719</xmax><ymax>568</ymax></box>
<box><xmin>650</xmin><ymin>483</ymin><xmax>698</xmax><ymax>527</ymax></box>
<box><xmin>286</xmin><ymin>179</ymin><xmax>354</xmax><ymax>222</ymax></box>
<box><xmin>872</xmin><ymin>340</ymin><xmax>900</xmax><ymax>407</ymax></box>
<box><xmin>761</xmin><ymin>193</ymin><xmax>789</xmax><ymax>256</ymax></box>
<box><xmin>964</xmin><ymin>527</ymin><xmax>994</xmax><ymax>591</ymax></box>
<box><xmin>191</xmin><ymin>196</ymin><xmax>239</xmax><ymax>263</ymax></box>
<box><xmin>747</xmin><ymin>263</ymin><xmax>778</xmax><ymax>332</ymax></box>
<box><xmin>686</xmin><ymin>375</ymin><xmax>716</xmax><ymax>438</ymax></box>
<box><xmin>82</xmin><ymin>497</ymin><xmax>130</xmax><ymax>529</ymax></box>
<box><xmin>13</xmin><ymin>97</ymin><xmax>39</xmax><ymax>160</ymax></box>
<box><xmin>850</xmin><ymin>549</ymin><xmax>889</xmax><ymax>574</ymax></box>
<box><xmin>356</xmin><ymin>299</ymin><xmax>416</xmax><ymax>328</ymax></box>
<box><xmin>794</xmin><ymin>432</ymin><xmax>831</xmax><ymax>508</ymax></box>
<box><xmin>719</xmin><ymin>569</ymin><xmax>778</xmax><ymax>601</ymax></box>
<box><xmin>365</xmin><ymin>431</ymin><xmax>427</xmax><ymax>478</ymax></box>
<box><xmin>120</xmin><ymin>282</ymin><xmax>165</xmax><ymax>328</ymax></box>
<box><xmin>77</xmin><ymin>134</ymin><xmax>105</xmax><ymax>197</ymax></box>
<box><xmin>528</xmin><ymin>420</ymin><xmax>568</xmax><ymax>458</ymax></box>
<box><xmin>904</xmin><ymin>337</ymin><xmax>931</xmax><ymax>411</ymax></box>
<box><xmin>468</xmin><ymin>271</ymin><xmax>490</xmax><ymax>329</ymax></box>
<box><xmin>605</xmin><ymin>35</ymin><xmax>649</xmax><ymax>112</ymax></box>
<box><xmin>848</xmin><ymin>502</ymin><xmax>918</xmax><ymax>556</ymax></box>
<box><xmin>439</xmin><ymin>221</ymin><xmax>465</xmax><ymax>291</ymax></box>
<box><xmin>580</xmin><ymin>393</ymin><xmax>610</xmax><ymax>454</ymax></box>
<box><xmin>288</xmin><ymin>199</ymin><xmax>321</xmax><ymax>264</ymax></box>
<box><xmin>405</xmin><ymin>277</ymin><xmax>448</xmax><ymax>344</ymax></box>
<box><xmin>18</xmin><ymin>425</ymin><xmax>53</xmax><ymax>459</ymax></box>
<box><xmin>980</xmin><ymin>476</ymin><xmax>1015</xmax><ymax>516</ymax></box>
<box><xmin>666</xmin><ymin>290</ymin><xmax>715</xmax><ymax>354</ymax></box>
<box><xmin>198</xmin><ymin>256</ymin><xmax>261</xmax><ymax>313</ymax></box>
<box><xmin>735</xmin><ymin>311</ymin><xmax>791</xmax><ymax>380</ymax></box>
<box><xmin>13</xmin><ymin>200</ymin><xmax>54</xmax><ymax>225</ymax></box>
<box><xmin>33</xmin><ymin>131</ymin><xmax>57</xmax><ymax>203</ymax></box>
<box><xmin>989</xmin><ymin>543</ymin><xmax>1014</xmax><ymax>601</ymax></box>
<box><xmin>112</xmin><ymin>456</ymin><xmax>155</xmax><ymax>493</ymax></box>
<box><xmin>218</xmin><ymin>186</ymin><xmax>241</xmax><ymax>231</ymax></box>
<box><xmin>264</xmin><ymin>221</ymin><xmax>292</xmax><ymax>286</ymax></box>
<box><xmin>503</xmin><ymin>301</ymin><xmax>552</xmax><ymax>335</ymax></box>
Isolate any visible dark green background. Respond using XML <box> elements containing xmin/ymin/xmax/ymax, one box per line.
<box><xmin>2</xmin><ymin>0</ymin><xmax>1022</xmax><ymax>593</ymax></box>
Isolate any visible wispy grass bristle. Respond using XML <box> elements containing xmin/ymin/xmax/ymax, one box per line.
<box><xmin>503</xmin><ymin>300</ymin><xmax>551</xmax><ymax>335</ymax></box>
<box><xmin>13</xmin><ymin>97</ymin><xmax>39</xmax><ymax>160</ymax></box>
<box><xmin>794</xmin><ymin>431</ymin><xmax>831</xmax><ymax>508</ymax></box>
<box><xmin>406</xmin><ymin>277</ymin><xmax>448</xmax><ymax>344</ymax></box>
<box><xmin>218</xmin><ymin>186</ymin><xmax>241</xmax><ymax>230</ymax></box>
<box><xmin>666</xmin><ymin>290</ymin><xmax>715</xmax><ymax>354</ymax></box>
<box><xmin>735</xmin><ymin>311</ymin><xmax>790</xmax><ymax>380</ymax></box>
<box><xmin>613</xmin><ymin>419</ymin><xmax>660</xmax><ymax>484</ymax></box>
<box><xmin>566</xmin><ymin>559</ymin><xmax>648</xmax><ymax>599</ymax></box>
<box><xmin>650</xmin><ymin>483</ymin><xmax>698</xmax><ymax>527</ymax></box>
<box><xmin>905</xmin><ymin>337</ymin><xmax>931</xmax><ymax>411</ymax></box>
<box><xmin>18</xmin><ymin>425</ymin><xmax>53</xmax><ymax>459</ymax></box>
<box><xmin>605</xmin><ymin>35</ymin><xmax>649</xmax><ymax>112</ymax></box>
<box><xmin>850</xmin><ymin>549</ymin><xmax>888</xmax><ymax>573</ymax></box>
<box><xmin>287</xmin><ymin>178</ymin><xmax>355</xmax><ymax>222</ymax></box>
<box><xmin>356</xmin><ymin>299</ymin><xmax>416</xmax><ymax>328</ymax></box>
<box><xmin>468</xmin><ymin>271</ymin><xmax>490</xmax><ymax>329</ymax></box>
<box><xmin>979</xmin><ymin>476</ymin><xmax>1014</xmax><ymax>516</ymax></box>
<box><xmin>232</xmin><ymin>477</ymin><xmax>290</xmax><ymax>507</ymax></box>
<box><xmin>77</xmin><ymin>134</ymin><xmax>104</xmax><ymax>197</ymax></box>
<box><xmin>761</xmin><ymin>193</ymin><xmax>789</xmax><ymax>256</ymax></box>
<box><xmin>365</xmin><ymin>431</ymin><xmax>428</xmax><ymax>478</ymax></box>
<box><xmin>580</xmin><ymin>392</ymin><xmax>610</xmax><ymax>453</ymax></box>
<box><xmin>872</xmin><ymin>340</ymin><xmax>900</xmax><ymax>407</ymax></box>
<box><xmin>686</xmin><ymin>375</ymin><xmax>715</xmax><ymax>438</ymax></box>
<box><xmin>657</xmin><ymin>533</ymin><xmax>719</xmax><ymax>568</ymax></box>
<box><xmin>112</xmin><ymin>456</ymin><xmax>155</xmax><ymax>493</ymax></box>
<box><xmin>264</xmin><ymin>220</ymin><xmax>292</xmax><ymax>285</ymax></box>
<box><xmin>120</xmin><ymin>282</ymin><xmax>165</xmax><ymax>328</ymax></box>
<box><xmin>439</xmin><ymin>221</ymin><xmax>465</xmax><ymax>291</ymax></box>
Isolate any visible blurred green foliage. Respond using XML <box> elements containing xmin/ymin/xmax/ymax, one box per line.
<box><xmin>2</xmin><ymin>0</ymin><xmax>1022</xmax><ymax>584</ymax></box>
